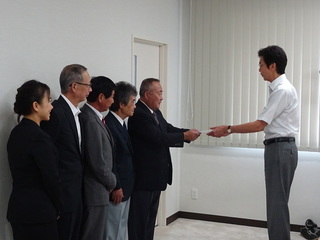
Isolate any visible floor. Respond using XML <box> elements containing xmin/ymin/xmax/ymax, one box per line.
<box><xmin>154</xmin><ymin>218</ymin><xmax>305</xmax><ymax>240</ymax></box>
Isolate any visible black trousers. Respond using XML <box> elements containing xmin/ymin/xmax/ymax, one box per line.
<box><xmin>11</xmin><ymin>221</ymin><xmax>58</xmax><ymax>240</ymax></box>
<box><xmin>128</xmin><ymin>190</ymin><xmax>161</xmax><ymax>240</ymax></box>
<box><xmin>58</xmin><ymin>200</ymin><xmax>82</xmax><ymax>240</ymax></box>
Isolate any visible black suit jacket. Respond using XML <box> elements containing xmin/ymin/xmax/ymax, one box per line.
<box><xmin>128</xmin><ymin>100</ymin><xmax>188</xmax><ymax>191</ymax></box>
<box><xmin>105</xmin><ymin>112</ymin><xmax>134</xmax><ymax>201</ymax></box>
<box><xmin>7</xmin><ymin>118</ymin><xmax>62</xmax><ymax>224</ymax></box>
<box><xmin>41</xmin><ymin>96</ymin><xmax>82</xmax><ymax>212</ymax></box>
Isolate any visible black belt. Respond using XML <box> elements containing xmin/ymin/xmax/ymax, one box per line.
<box><xmin>263</xmin><ymin>137</ymin><xmax>295</xmax><ymax>146</ymax></box>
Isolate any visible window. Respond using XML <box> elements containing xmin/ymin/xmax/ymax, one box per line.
<box><xmin>190</xmin><ymin>0</ymin><xmax>320</xmax><ymax>151</ymax></box>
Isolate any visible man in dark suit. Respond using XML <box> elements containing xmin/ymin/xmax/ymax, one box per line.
<box><xmin>41</xmin><ymin>64</ymin><xmax>92</xmax><ymax>240</ymax></box>
<box><xmin>80</xmin><ymin>76</ymin><xmax>117</xmax><ymax>240</ymax></box>
<box><xmin>127</xmin><ymin>78</ymin><xmax>201</xmax><ymax>240</ymax></box>
<box><xmin>105</xmin><ymin>81</ymin><xmax>137</xmax><ymax>240</ymax></box>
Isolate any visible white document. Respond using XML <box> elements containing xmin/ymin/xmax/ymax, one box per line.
<box><xmin>199</xmin><ymin>129</ymin><xmax>212</xmax><ymax>133</ymax></box>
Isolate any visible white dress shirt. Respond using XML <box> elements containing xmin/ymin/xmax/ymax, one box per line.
<box><xmin>61</xmin><ymin>94</ymin><xmax>82</xmax><ymax>148</ymax></box>
<box><xmin>258</xmin><ymin>74</ymin><xmax>299</xmax><ymax>139</ymax></box>
<box><xmin>110</xmin><ymin>111</ymin><xmax>125</xmax><ymax>127</ymax></box>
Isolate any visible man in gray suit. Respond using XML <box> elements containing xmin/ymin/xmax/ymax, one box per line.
<box><xmin>80</xmin><ymin>76</ymin><xmax>117</xmax><ymax>240</ymax></box>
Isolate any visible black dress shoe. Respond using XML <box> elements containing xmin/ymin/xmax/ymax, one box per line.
<box><xmin>306</xmin><ymin>219</ymin><xmax>318</xmax><ymax>229</ymax></box>
<box><xmin>314</xmin><ymin>228</ymin><xmax>320</xmax><ymax>237</ymax></box>
<box><xmin>301</xmin><ymin>227</ymin><xmax>319</xmax><ymax>240</ymax></box>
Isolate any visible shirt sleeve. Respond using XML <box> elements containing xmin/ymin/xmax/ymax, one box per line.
<box><xmin>258</xmin><ymin>88</ymin><xmax>288</xmax><ymax>124</ymax></box>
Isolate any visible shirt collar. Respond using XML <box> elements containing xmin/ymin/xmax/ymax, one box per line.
<box><xmin>61</xmin><ymin>94</ymin><xmax>81</xmax><ymax>117</ymax></box>
<box><xmin>140</xmin><ymin>100</ymin><xmax>154</xmax><ymax>114</ymax></box>
<box><xmin>269</xmin><ymin>74</ymin><xmax>286</xmax><ymax>92</ymax></box>
<box><xmin>110</xmin><ymin>111</ymin><xmax>124</xmax><ymax>125</ymax></box>
<box><xmin>85</xmin><ymin>103</ymin><xmax>103</xmax><ymax>120</ymax></box>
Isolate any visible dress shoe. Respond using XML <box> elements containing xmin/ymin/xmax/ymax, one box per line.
<box><xmin>301</xmin><ymin>227</ymin><xmax>319</xmax><ymax>240</ymax></box>
<box><xmin>314</xmin><ymin>228</ymin><xmax>320</xmax><ymax>237</ymax></box>
<box><xmin>306</xmin><ymin>219</ymin><xmax>318</xmax><ymax>229</ymax></box>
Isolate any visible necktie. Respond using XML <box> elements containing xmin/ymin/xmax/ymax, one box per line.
<box><xmin>102</xmin><ymin>118</ymin><xmax>106</xmax><ymax>126</ymax></box>
<box><xmin>152</xmin><ymin>112</ymin><xmax>159</xmax><ymax>125</ymax></box>
<box><xmin>123</xmin><ymin>122</ymin><xmax>127</xmax><ymax>130</ymax></box>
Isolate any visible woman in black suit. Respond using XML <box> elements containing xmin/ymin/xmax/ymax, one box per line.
<box><xmin>7</xmin><ymin>80</ymin><xmax>62</xmax><ymax>240</ymax></box>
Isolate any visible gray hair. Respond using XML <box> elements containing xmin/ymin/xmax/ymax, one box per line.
<box><xmin>110</xmin><ymin>81</ymin><xmax>137</xmax><ymax>111</ymax></box>
<box><xmin>59</xmin><ymin>64</ymin><xmax>87</xmax><ymax>94</ymax></box>
<box><xmin>139</xmin><ymin>78</ymin><xmax>160</xmax><ymax>97</ymax></box>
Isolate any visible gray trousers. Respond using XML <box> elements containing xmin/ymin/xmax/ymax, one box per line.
<box><xmin>80</xmin><ymin>205</ymin><xmax>107</xmax><ymax>240</ymax></box>
<box><xmin>264</xmin><ymin>141</ymin><xmax>298</xmax><ymax>240</ymax></box>
<box><xmin>105</xmin><ymin>198</ymin><xmax>130</xmax><ymax>240</ymax></box>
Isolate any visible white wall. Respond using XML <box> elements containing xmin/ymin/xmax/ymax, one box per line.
<box><xmin>180</xmin><ymin>145</ymin><xmax>320</xmax><ymax>225</ymax></box>
<box><xmin>0</xmin><ymin>0</ymin><xmax>187</xmax><ymax>238</ymax></box>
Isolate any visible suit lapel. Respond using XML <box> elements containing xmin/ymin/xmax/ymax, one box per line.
<box><xmin>104</xmin><ymin>124</ymin><xmax>114</xmax><ymax>147</ymax></box>
<box><xmin>116</xmin><ymin>118</ymin><xmax>133</xmax><ymax>154</ymax></box>
<box><xmin>137</xmin><ymin>100</ymin><xmax>161</xmax><ymax>128</ymax></box>
<box><xmin>82</xmin><ymin>104</ymin><xmax>108</xmax><ymax>132</ymax></box>
<box><xmin>81</xmin><ymin>104</ymin><xmax>115</xmax><ymax>146</ymax></box>
<box><xmin>107</xmin><ymin>113</ymin><xmax>133</xmax><ymax>154</ymax></box>
<box><xmin>154</xmin><ymin>110</ymin><xmax>165</xmax><ymax>131</ymax></box>
<box><xmin>58</xmin><ymin>96</ymin><xmax>81</xmax><ymax>153</ymax></box>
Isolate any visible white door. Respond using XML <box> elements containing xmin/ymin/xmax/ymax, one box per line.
<box><xmin>134</xmin><ymin>41</ymin><xmax>160</xmax><ymax>92</ymax></box>
<box><xmin>132</xmin><ymin>37</ymin><xmax>168</xmax><ymax>227</ymax></box>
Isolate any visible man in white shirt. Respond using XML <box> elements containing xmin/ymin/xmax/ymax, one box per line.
<box><xmin>41</xmin><ymin>64</ymin><xmax>92</xmax><ymax>240</ymax></box>
<box><xmin>208</xmin><ymin>45</ymin><xmax>299</xmax><ymax>240</ymax></box>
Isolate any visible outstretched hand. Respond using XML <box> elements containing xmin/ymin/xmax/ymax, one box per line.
<box><xmin>184</xmin><ymin>129</ymin><xmax>201</xmax><ymax>141</ymax></box>
<box><xmin>207</xmin><ymin>125</ymin><xmax>230</xmax><ymax>138</ymax></box>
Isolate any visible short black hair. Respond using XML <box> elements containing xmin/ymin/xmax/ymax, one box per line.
<box><xmin>86</xmin><ymin>76</ymin><xmax>116</xmax><ymax>102</ymax></box>
<box><xmin>109</xmin><ymin>81</ymin><xmax>137</xmax><ymax>112</ymax></box>
<box><xmin>258</xmin><ymin>45</ymin><xmax>287</xmax><ymax>74</ymax></box>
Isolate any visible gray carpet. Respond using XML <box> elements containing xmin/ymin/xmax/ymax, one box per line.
<box><xmin>154</xmin><ymin>218</ymin><xmax>304</xmax><ymax>240</ymax></box>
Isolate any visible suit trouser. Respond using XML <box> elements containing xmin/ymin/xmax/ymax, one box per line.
<box><xmin>128</xmin><ymin>190</ymin><xmax>161</xmax><ymax>240</ymax></box>
<box><xmin>264</xmin><ymin>141</ymin><xmax>298</xmax><ymax>240</ymax></box>
<box><xmin>11</xmin><ymin>221</ymin><xmax>58</xmax><ymax>240</ymax></box>
<box><xmin>105</xmin><ymin>198</ymin><xmax>131</xmax><ymax>240</ymax></box>
<box><xmin>80</xmin><ymin>205</ymin><xmax>107</xmax><ymax>240</ymax></box>
<box><xmin>58</xmin><ymin>200</ymin><xmax>82</xmax><ymax>240</ymax></box>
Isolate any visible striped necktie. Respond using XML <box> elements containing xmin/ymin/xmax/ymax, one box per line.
<box><xmin>152</xmin><ymin>112</ymin><xmax>159</xmax><ymax>125</ymax></box>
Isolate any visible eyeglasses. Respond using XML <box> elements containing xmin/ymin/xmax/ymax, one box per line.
<box><xmin>74</xmin><ymin>82</ymin><xmax>92</xmax><ymax>88</ymax></box>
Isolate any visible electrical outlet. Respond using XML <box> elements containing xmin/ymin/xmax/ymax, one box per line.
<box><xmin>191</xmin><ymin>188</ymin><xmax>198</xmax><ymax>199</ymax></box>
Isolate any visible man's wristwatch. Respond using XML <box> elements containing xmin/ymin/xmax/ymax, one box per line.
<box><xmin>227</xmin><ymin>125</ymin><xmax>232</xmax><ymax>133</ymax></box>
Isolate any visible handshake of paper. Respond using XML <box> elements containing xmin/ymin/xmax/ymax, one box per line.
<box><xmin>187</xmin><ymin>125</ymin><xmax>231</xmax><ymax>141</ymax></box>
<box><xmin>200</xmin><ymin>125</ymin><xmax>231</xmax><ymax>138</ymax></box>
